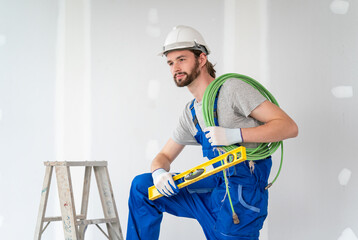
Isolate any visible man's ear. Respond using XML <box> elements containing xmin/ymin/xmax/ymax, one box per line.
<box><xmin>199</xmin><ymin>52</ymin><xmax>207</xmax><ymax>68</ymax></box>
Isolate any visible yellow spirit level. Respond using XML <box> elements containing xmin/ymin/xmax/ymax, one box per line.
<box><xmin>148</xmin><ymin>146</ymin><xmax>247</xmax><ymax>201</ymax></box>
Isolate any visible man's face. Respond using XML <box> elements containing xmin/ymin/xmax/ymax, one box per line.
<box><xmin>166</xmin><ymin>50</ymin><xmax>201</xmax><ymax>87</ymax></box>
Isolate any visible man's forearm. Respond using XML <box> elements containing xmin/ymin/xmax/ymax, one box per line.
<box><xmin>241</xmin><ymin>118</ymin><xmax>298</xmax><ymax>143</ymax></box>
<box><xmin>151</xmin><ymin>153</ymin><xmax>172</xmax><ymax>172</ymax></box>
<box><xmin>150</xmin><ymin>138</ymin><xmax>185</xmax><ymax>172</ymax></box>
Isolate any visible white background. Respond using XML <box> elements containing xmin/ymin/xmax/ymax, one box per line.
<box><xmin>0</xmin><ymin>0</ymin><xmax>357</xmax><ymax>239</ymax></box>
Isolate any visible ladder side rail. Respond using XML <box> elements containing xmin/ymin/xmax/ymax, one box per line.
<box><xmin>78</xmin><ymin>166</ymin><xmax>92</xmax><ymax>240</ymax></box>
<box><xmin>94</xmin><ymin>166</ymin><xmax>123</xmax><ymax>240</ymax></box>
<box><xmin>34</xmin><ymin>165</ymin><xmax>53</xmax><ymax>240</ymax></box>
<box><xmin>55</xmin><ymin>165</ymin><xmax>80</xmax><ymax>240</ymax></box>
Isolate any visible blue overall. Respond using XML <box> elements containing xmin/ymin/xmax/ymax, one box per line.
<box><xmin>127</xmin><ymin>97</ymin><xmax>272</xmax><ymax>240</ymax></box>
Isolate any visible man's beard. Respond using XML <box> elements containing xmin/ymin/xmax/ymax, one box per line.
<box><xmin>173</xmin><ymin>59</ymin><xmax>201</xmax><ymax>87</ymax></box>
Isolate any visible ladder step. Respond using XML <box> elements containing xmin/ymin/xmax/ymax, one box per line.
<box><xmin>44</xmin><ymin>216</ymin><xmax>117</xmax><ymax>226</ymax></box>
<box><xmin>44</xmin><ymin>161</ymin><xmax>107</xmax><ymax>167</ymax></box>
<box><xmin>77</xmin><ymin>217</ymin><xmax>118</xmax><ymax>226</ymax></box>
<box><xmin>44</xmin><ymin>214</ymin><xmax>86</xmax><ymax>222</ymax></box>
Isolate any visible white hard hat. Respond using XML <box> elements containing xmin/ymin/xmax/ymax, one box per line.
<box><xmin>159</xmin><ymin>25</ymin><xmax>210</xmax><ymax>56</ymax></box>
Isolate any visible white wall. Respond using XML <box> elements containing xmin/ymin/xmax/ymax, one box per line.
<box><xmin>267</xmin><ymin>1</ymin><xmax>358</xmax><ymax>239</ymax></box>
<box><xmin>233</xmin><ymin>1</ymin><xmax>358</xmax><ymax>239</ymax></box>
<box><xmin>0</xmin><ymin>0</ymin><xmax>357</xmax><ymax>239</ymax></box>
<box><xmin>0</xmin><ymin>0</ymin><xmax>58</xmax><ymax>238</ymax></box>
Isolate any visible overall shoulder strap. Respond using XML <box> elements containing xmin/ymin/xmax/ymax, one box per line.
<box><xmin>213</xmin><ymin>86</ymin><xmax>222</xmax><ymax>126</ymax></box>
<box><xmin>189</xmin><ymin>99</ymin><xmax>202</xmax><ymax>132</ymax></box>
<box><xmin>190</xmin><ymin>85</ymin><xmax>222</xmax><ymax>132</ymax></box>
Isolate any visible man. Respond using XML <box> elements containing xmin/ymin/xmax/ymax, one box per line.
<box><xmin>127</xmin><ymin>25</ymin><xmax>298</xmax><ymax>240</ymax></box>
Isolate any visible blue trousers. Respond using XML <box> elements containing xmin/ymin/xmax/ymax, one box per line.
<box><xmin>127</xmin><ymin>169</ymin><xmax>269</xmax><ymax>240</ymax></box>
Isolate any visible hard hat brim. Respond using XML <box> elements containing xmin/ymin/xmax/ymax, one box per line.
<box><xmin>158</xmin><ymin>41</ymin><xmax>210</xmax><ymax>56</ymax></box>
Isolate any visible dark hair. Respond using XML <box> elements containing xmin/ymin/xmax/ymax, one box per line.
<box><xmin>191</xmin><ymin>50</ymin><xmax>216</xmax><ymax>78</ymax></box>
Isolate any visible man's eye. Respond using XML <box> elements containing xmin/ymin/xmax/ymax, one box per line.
<box><xmin>168</xmin><ymin>62</ymin><xmax>173</xmax><ymax>66</ymax></box>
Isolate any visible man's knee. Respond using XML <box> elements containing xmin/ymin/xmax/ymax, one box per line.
<box><xmin>130</xmin><ymin>173</ymin><xmax>153</xmax><ymax>196</ymax></box>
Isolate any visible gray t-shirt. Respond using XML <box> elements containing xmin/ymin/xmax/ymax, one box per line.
<box><xmin>172</xmin><ymin>78</ymin><xmax>266</xmax><ymax>149</ymax></box>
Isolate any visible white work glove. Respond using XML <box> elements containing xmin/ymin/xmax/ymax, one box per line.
<box><xmin>204</xmin><ymin>126</ymin><xmax>243</xmax><ymax>146</ymax></box>
<box><xmin>152</xmin><ymin>168</ymin><xmax>179</xmax><ymax>197</ymax></box>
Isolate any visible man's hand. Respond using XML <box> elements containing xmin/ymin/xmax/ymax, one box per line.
<box><xmin>152</xmin><ymin>168</ymin><xmax>179</xmax><ymax>197</ymax></box>
<box><xmin>204</xmin><ymin>126</ymin><xmax>243</xmax><ymax>146</ymax></box>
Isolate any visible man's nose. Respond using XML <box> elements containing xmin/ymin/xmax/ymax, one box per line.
<box><xmin>173</xmin><ymin>62</ymin><xmax>181</xmax><ymax>72</ymax></box>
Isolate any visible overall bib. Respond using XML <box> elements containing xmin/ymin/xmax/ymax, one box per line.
<box><xmin>127</xmin><ymin>97</ymin><xmax>272</xmax><ymax>240</ymax></box>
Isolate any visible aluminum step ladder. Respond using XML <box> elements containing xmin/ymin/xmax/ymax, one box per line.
<box><xmin>34</xmin><ymin>161</ymin><xmax>123</xmax><ymax>240</ymax></box>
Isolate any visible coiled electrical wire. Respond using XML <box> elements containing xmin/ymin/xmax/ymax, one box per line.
<box><xmin>202</xmin><ymin>73</ymin><xmax>284</xmax><ymax>187</ymax></box>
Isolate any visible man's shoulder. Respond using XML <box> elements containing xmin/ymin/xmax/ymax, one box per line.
<box><xmin>179</xmin><ymin>99</ymin><xmax>196</xmax><ymax>117</ymax></box>
<box><xmin>183</xmin><ymin>99</ymin><xmax>195</xmax><ymax>110</ymax></box>
<box><xmin>221</xmin><ymin>77</ymin><xmax>251</xmax><ymax>91</ymax></box>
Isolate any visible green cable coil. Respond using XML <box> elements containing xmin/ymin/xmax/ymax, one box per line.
<box><xmin>202</xmin><ymin>73</ymin><xmax>284</xmax><ymax>186</ymax></box>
